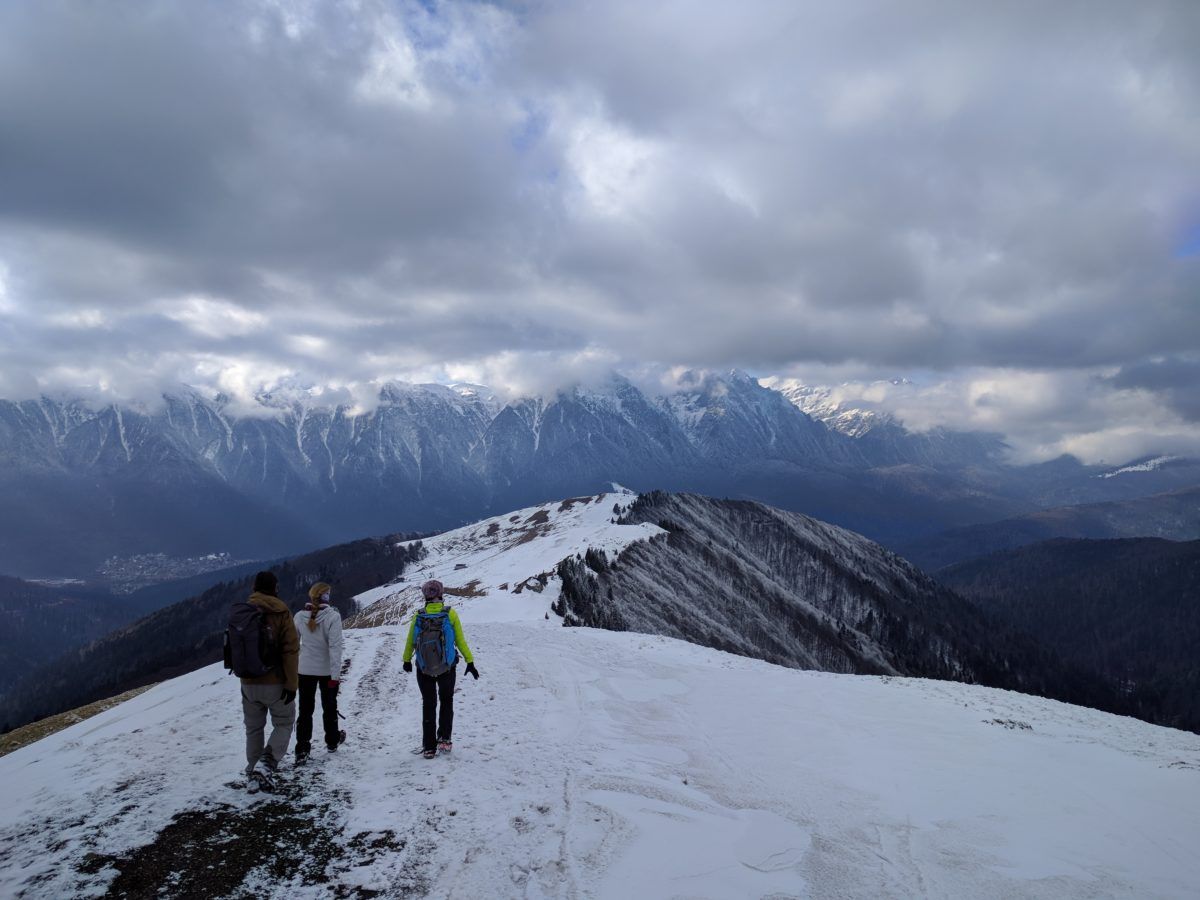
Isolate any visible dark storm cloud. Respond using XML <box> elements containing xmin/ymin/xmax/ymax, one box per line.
<box><xmin>0</xmin><ymin>0</ymin><xmax>1198</xmax><ymax>458</ymax></box>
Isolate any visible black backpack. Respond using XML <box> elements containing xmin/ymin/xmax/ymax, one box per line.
<box><xmin>223</xmin><ymin>599</ymin><xmax>280</xmax><ymax>678</ymax></box>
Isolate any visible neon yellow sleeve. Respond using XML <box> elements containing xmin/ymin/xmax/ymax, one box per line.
<box><xmin>449</xmin><ymin>608</ymin><xmax>474</xmax><ymax>664</ymax></box>
<box><xmin>402</xmin><ymin>615</ymin><xmax>417</xmax><ymax>663</ymax></box>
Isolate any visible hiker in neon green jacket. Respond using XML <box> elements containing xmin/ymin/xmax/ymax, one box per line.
<box><xmin>402</xmin><ymin>580</ymin><xmax>480</xmax><ymax>758</ymax></box>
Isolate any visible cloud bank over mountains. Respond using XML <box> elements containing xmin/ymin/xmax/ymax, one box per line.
<box><xmin>0</xmin><ymin>0</ymin><xmax>1198</xmax><ymax>462</ymax></box>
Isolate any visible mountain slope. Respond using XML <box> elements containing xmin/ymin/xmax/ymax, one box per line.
<box><xmin>939</xmin><ymin>537</ymin><xmax>1200</xmax><ymax>733</ymax></box>
<box><xmin>0</xmin><ymin>622</ymin><xmax>1197</xmax><ymax>898</ymax></box>
<box><xmin>0</xmin><ymin>534</ymin><xmax>427</xmax><ymax>733</ymax></box>
<box><xmin>551</xmin><ymin>492</ymin><xmax>1121</xmax><ymax>713</ymax></box>
<box><xmin>897</xmin><ymin>485</ymin><xmax>1200</xmax><ymax>570</ymax></box>
<box><xmin>0</xmin><ymin>577</ymin><xmax>149</xmax><ymax>690</ymax></box>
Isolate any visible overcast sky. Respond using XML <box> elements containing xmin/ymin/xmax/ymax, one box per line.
<box><xmin>1</xmin><ymin>0</ymin><xmax>1198</xmax><ymax>462</ymax></box>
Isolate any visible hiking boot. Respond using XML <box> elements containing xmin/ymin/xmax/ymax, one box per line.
<box><xmin>422</xmin><ymin>748</ymin><xmax>436</xmax><ymax>759</ymax></box>
<box><xmin>437</xmin><ymin>740</ymin><xmax>452</xmax><ymax>754</ymax></box>
<box><xmin>295</xmin><ymin>748</ymin><xmax>310</xmax><ymax>766</ymax></box>
<box><xmin>326</xmin><ymin>730</ymin><xmax>347</xmax><ymax>752</ymax></box>
<box><xmin>251</xmin><ymin>758</ymin><xmax>276</xmax><ymax>793</ymax></box>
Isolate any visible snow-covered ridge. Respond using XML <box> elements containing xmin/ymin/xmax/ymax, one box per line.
<box><xmin>350</xmin><ymin>488</ymin><xmax>664</xmax><ymax>627</ymax></box>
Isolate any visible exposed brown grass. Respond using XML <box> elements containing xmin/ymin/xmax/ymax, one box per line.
<box><xmin>442</xmin><ymin>580</ymin><xmax>486</xmax><ymax>598</ymax></box>
<box><xmin>511</xmin><ymin>528</ymin><xmax>543</xmax><ymax>546</ymax></box>
<box><xmin>557</xmin><ymin>496</ymin><xmax>594</xmax><ymax>511</ymax></box>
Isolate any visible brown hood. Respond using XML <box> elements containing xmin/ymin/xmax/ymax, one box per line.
<box><xmin>248</xmin><ymin>591</ymin><xmax>290</xmax><ymax>614</ymax></box>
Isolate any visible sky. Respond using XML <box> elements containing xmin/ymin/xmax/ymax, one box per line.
<box><xmin>0</xmin><ymin>0</ymin><xmax>1198</xmax><ymax>463</ymax></box>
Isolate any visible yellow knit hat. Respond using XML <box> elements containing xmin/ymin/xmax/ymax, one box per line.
<box><xmin>308</xmin><ymin>581</ymin><xmax>332</xmax><ymax>602</ymax></box>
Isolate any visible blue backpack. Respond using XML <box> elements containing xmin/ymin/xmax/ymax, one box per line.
<box><xmin>414</xmin><ymin>608</ymin><xmax>457</xmax><ymax>676</ymax></box>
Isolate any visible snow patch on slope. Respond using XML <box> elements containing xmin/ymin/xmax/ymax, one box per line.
<box><xmin>1100</xmin><ymin>455</ymin><xmax>1181</xmax><ymax>478</ymax></box>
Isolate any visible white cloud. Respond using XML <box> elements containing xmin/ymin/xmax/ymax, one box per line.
<box><xmin>159</xmin><ymin>297</ymin><xmax>267</xmax><ymax>339</ymax></box>
<box><xmin>0</xmin><ymin>0</ymin><xmax>1197</xmax><ymax>460</ymax></box>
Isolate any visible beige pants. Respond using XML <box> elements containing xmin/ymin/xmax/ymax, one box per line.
<box><xmin>241</xmin><ymin>683</ymin><xmax>295</xmax><ymax>774</ymax></box>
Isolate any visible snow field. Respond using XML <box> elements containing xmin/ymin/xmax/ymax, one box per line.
<box><xmin>1</xmin><ymin>621</ymin><xmax>1198</xmax><ymax>898</ymax></box>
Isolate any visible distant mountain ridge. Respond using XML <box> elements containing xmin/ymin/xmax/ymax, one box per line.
<box><xmin>898</xmin><ymin>484</ymin><xmax>1200</xmax><ymax>570</ymax></box>
<box><xmin>3</xmin><ymin>372</ymin><xmax>1198</xmax><ymax>576</ymax></box>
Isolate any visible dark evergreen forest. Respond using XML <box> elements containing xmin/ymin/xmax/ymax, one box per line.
<box><xmin>939</xmin><ymin>538</ymin><xmax>1200</xmax><ymax>733</ymax></box>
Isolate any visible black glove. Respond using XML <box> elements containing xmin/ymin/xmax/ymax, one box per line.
<box><xmin>327</xmin><ymin>679</ymin><xmax>339</xmax><ymax>696</ymax></box>
<box><xmin>465</xmin><ymin>662</ymin><xmax>479</xmax><ymax>680</ymax></box>
<box><xmin>402</xmin><ymin>660</ymin><xmax>413</xmax><ymax>673</ymax></box>
<box><xmin>282</xmin><ymin>688</ymin><xmax>296</xmax><ymax>705</ymax></box>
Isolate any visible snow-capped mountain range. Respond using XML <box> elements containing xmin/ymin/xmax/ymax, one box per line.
<box><xmin>1</xmin><ymin>489</ymin><xmax>1197</xmax><ymax>898</ymax></box>
<box><xmin>1</xmin><ymin>372</ymin><xmax>1195</xmax><ymax>578</ymax></box>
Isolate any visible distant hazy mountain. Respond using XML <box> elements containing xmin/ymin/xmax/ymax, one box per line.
<box><xmin>938</xmin><ymin>537</ymin><xmax>1200</xmax><ymax>733</ymax></box>
<box><xmin>897</xmin><ymin>485</ymin><xmax>1200</xmax><ymax>570</ymax></box>
<box><xmin>1</xmin><ymin>374</ymin><xmax>1195</xmax><ymax>578</ymax></box>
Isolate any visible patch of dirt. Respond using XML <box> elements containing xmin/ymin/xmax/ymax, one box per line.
<box><xmin>524</xmin><ymin>509</ymin><xmax>551</xmax><ymax>526</ymax></box>
<box><xmin>84</xmin><ymin>788</ymin><xmax>341</xmax><ymax>899</ymax></box>
<box><xmin>77</xmin><ymin>779</ymin><xmax>426</xmax><ymax>899</ymax></box>
<box><xmin>486</xmin><ymin>522</ymin><xmax>501</xmax><ymax>536</ymax></box>
<box><xmin>1</xmin><ymin>685</ymin><xmax>158</xmax><ymax>758</ymax></box>
<box><xmin>557</xmin><ymin>496</ymin><xmax>594</xmax><ymax>512</ymax></box>
<box><xmin>443</xmin><ymin>580</ymin><xmax>486</xmax><ymax>598</ymax></box>
<box><xmin>511</xmin><ymin>529</ymin><xmax>538</xmax><ymax>547</ymax></box>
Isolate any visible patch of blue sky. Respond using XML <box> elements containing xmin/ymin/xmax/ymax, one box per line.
<box><xmin>510</xmin><ymin>107</ymin><xmax>548</xmax><ymax>152</ymax></box>
<box><xmin>1177</xmin><ymin>225</ymin><xmax>1200</xmax><ymax>259</ymax></box>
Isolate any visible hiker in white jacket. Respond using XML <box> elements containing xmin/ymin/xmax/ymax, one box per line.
<box><xmin>293</xmin><ymin>581</ymin><xmax>346</xmax><ymax>763</ymax></box>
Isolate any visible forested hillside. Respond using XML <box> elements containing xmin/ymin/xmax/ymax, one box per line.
<box><xmin>939</xmin><ymin>538</ymin><xmax>1200</xmax><ymax>733</ymax></box>
<box><xmin>0</xmin><ymin>535</ymin><xmax>427</xmax><ymax>732</ymax></box>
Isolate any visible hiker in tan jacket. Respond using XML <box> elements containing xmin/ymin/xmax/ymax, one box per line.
<box><xmin>238</xmin><ymin>570</ymin><xmax>300</xmax><ymax>792</ymax></box>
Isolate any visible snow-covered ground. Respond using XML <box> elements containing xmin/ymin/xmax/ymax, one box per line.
<box><xmin>2</xmin><ymin>624</ymin><xmax>1198</xmax><ymax>898</ymax></box>
<box><xmin>1</xmin><ymin>491</ymin><xmax>1199</xmax><ymax>898</ymax></box>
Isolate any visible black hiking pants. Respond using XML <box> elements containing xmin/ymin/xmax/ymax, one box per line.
<box><xmin>416</xmin><ymin>666</ymin><xmax>456</xmax><ymax>752</ymax></box>
<box><xmin>296</xmin><ymin>673</ymin><xmax>340</xmax><ymax>753</ymax></box>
